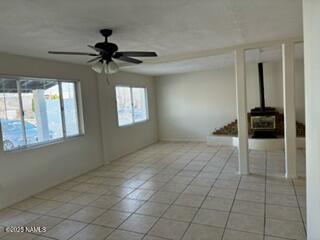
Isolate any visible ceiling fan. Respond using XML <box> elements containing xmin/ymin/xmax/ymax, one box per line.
<box><xmin>48</xmin><ymin>29</ymin><xmax>158</xmax><ymax>74</ymax></box>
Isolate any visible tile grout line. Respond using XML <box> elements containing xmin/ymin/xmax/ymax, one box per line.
<box><xmin>141</xmin><ymin>145</ymin><xmax>223</xmax><ymax>240</ymax></box>
<box><xmin>220</xmin><ymin>149</ymin><xmax>243</xmax><ymax>240</ymax></box>
<box><xmin>85</xmin><ymin>143</ymin><xmax>197</xmax><ymax>240</ymax></box>
<box><xmin>63</xmin><ymin>143</ymin><xmax>190</xmax><ymax>240</ymax></box>
<box><xmin>112</xmin><ymin>146</ymin><xmax>201</xmax><ymax>239</ymax></box>
<box><xmin>292</xmin><ymin>179</ymin><xmax>307</xmax><ymax>235</ymax></box>
<box><xmin>179</xmin><ymin>147</ymin><xmax>235</xmax><ymax>240</ymax></box>
<box><xmin>263</xmin><ymin>150</ymin><xmax>267</xmax><ymax>240</ymax></box>
<box><xmin>97</xmin><ymin>142</ymin><xmax>209</xmax><ymax>240</ymax></box>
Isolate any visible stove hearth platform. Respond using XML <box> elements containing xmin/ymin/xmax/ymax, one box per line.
<box><xmin>207</xmin><ymin>135</ymin><xmax>305</xmax><ymax>150</ymax></box>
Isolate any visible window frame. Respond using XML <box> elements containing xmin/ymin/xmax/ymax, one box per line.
<box><xmin>0</xmin><ymin>75</ymin><xmax>85</xmax><ymax>152</ymax></box>
<box><xmin>115</xmin><ymin>85</ymin><xmax>149</xmax><ymax>127</ymax></box>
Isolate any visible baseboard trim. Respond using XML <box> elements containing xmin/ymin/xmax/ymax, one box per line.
<box><xmin>106</xmin><ymin>139</ymin><xmax>159</xmax><ymax>163</ymax></box>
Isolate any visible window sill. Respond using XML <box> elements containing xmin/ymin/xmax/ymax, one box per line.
<box><xmin>118</xmin><ymin>119</ymin><xmax>149</xmax><ymax>128</ymax></box>
<box><xmin>2</xmin><ymin>134</ymin><xmax>85</xmax><ymax>153</ymax></box>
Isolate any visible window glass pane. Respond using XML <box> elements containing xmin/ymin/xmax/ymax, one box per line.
<box><xmin>20</xmin><ymin>79</ymin><xmax>63</xmax><ymax>144</ymax></box>
<box><xmin>132</xmin><ymin>88</ymin><xmax>148</xmax><ymax>122</ymax></box>
<box><xmin>62</xmin><ymin>82</ymin><xmax>79</xmax><ymax>136</ymax></box>
<box><xmin>116</xmin><ymin>86</ymin><xmax>133</xmax><ymax>126</ymax></box>
<box><xmin>0</xmin><ymin>79</ymin><xmax>25</xmax><ymax>150</ymax></box>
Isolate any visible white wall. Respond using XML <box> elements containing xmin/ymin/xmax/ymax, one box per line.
<box><xmin>156</xmin><ymin>60</ymin><xmax>305</xmax><ymax>141</ymax></box>
<box><xmin>156</xmin><ymin>65</ymin><xmax>236</xmax><ymax>141</ymax></box>
<box><xmin>0</xmin><ymin>53</ymin><xmax>104</xmax><ymax>209</ymax></box>
<box><xmin>303</xmin><ymin>0</ymin><xmax>320</xmax><ymax>238</ymax></box>
<box><xmin>97</xmin><ymin>71</ymin><xmax>158</xmax><ymax>162</ymax></box>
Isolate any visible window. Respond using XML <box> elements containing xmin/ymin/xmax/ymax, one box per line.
<box><xmin>116</xmin><ymin>86</ymin><xmax>133</xmax><ymax>126</ymax></box>
<box><xmin>61</xmin><ymin>82</ymin><xmax>80</xmax><ymax>136</ymax></box>
<box><xmin>115</xmin><ymin>86</ymin><xmax>148</xmax><ymax>126</ymax></box>
<box><xmin>132</xmin><ymin>87</ymin><xmax>148</xmax><ymax>123</ymax></box>
<box><xmin>0</xmin><ymin>76</ymin><xmax>83</xmax><ymax>151</ymax></box>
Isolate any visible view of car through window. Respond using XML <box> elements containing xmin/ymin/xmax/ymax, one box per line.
<box><xmin>0</xmin><ymin>119</ymin><xmax>48</xmax><ymax>150</ymax></box>
<box><xmin>0</xmin><ymin>77</ymin><xmax>81</xmax><ymax>151</ymax></box>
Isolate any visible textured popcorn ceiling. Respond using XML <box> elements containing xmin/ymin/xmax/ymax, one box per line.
<box><xmin>0</xmin><ymin>0</ymin><xmax>302</xmax><ymax>75</ymax></box>
<box><xmin>123</xmin><ymin>43</ymin><xmax>304</xmax><ymax>75</ymax></box>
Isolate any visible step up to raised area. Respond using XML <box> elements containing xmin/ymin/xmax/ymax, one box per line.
<box><xmin>213</xmin><ymin>112</ymin><xmax>305</xmax><ymax>137</ymax></box>
<box><xmin>207</xmin><ymin>135</ymin><xmax>305</xmax><ymax>150</ymax></box>
<box><xmin>209</xmin><ymin>112</ymin><xmax>305</xmax><ymax>150</ymax></box>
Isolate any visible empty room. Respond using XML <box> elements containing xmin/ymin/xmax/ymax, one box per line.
<box><xmin>0</xmin><ymin>0</ymin><xmax>319</xmax><ymax>240</ymax></box>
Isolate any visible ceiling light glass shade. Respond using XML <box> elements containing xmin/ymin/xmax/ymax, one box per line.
<box><xmin>104</xmin><ymin>61</ymin><xmax>119</xmax><ymax>74</ymax></box>
<box><xmin>91</xmin><ymin>61</ymin><xmax>103</xmax><ymax>74</ymax></box>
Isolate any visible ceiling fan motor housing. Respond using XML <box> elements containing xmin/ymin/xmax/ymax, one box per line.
<box><xmin>95</xmin><ymin>42</ymin><xmax>118</xmax><ymax>54</ymax></box>
<box><xmin>95</xmin><ymin>42</ymin><xmax>118</xmax><ymax>62</ymax></box>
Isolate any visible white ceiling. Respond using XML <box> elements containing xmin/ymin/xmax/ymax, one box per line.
<box><xmin>0</xmin><ymin>0</ymin><xmax>302</xmax><ymax>76</ymax></box>
<box><xmin>124</xmin><ymin>44</ymin><xmax>304</xmax><ymax>75</ymax></box>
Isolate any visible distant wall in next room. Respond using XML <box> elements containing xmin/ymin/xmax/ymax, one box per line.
<box><xmin>155</xmin><ymin>60</ymin><xmax>305</xmax><ymax>141</ymax></box>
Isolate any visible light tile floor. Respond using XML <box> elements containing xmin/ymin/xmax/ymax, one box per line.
<box><xmin>0</xmin><ymin>142</ymin><xmax>306</xmax><ymax>240</ymax></box>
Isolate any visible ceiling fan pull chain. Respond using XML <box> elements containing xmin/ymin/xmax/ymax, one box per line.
<box><xmin>105</xmin><ymin>70</ymin><xmax>111</xmax><ymax>86</ymax></box>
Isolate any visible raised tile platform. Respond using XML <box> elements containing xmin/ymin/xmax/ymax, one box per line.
<box><xmin>207</xmin><ymin>135</ymin><xmax>305</xmax><ymax>150</ymax></box>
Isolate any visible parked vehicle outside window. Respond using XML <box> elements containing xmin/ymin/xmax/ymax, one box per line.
<box><xmin>0</xmin><ymin>77</ymin><xmax>83</xmax><ymax>151</ymax></box>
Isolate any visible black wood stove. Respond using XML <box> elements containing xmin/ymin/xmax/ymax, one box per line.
<box><xmin>250</xmin><ymin>63</ymin><xmax>277</xmax><ymax>138</ymax></box>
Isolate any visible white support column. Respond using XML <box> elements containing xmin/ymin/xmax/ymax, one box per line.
<box><xmin>282</xmin><ymin>42</ymin><xmax>297</xmax><ymax>178</ymax></box>
<box><xmin>303</xmin><ymin>0</ymin><xmax>320</xmax><ymax>238</ymax></box>
<box><xmin>235</xmin><ymin>48</ymin><xmax>249</xmax><ymax>175</ymax></box>
<box><xmin>34</xmin><ymin>90</ymin><xmax>50</xmax><ymax>141</ymax></box>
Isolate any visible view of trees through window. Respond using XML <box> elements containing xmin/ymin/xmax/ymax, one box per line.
<box><xmin>0</xmin><ymin>77</ymin><xmax>81</xmax><ymax>151</ymax></box>
<box><xmin>116</xmin><ymin>86</ymin><xmax>148</xmax><ymax>126</ymax></box>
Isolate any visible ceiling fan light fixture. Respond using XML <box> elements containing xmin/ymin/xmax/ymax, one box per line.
<box><xmin>107</xmin><ymin>61</ymin><xmax>119</xmax><ymax>74</ymax></box>
<box><xmin>91</xmin><ymin>61</ymin><xmax>103</xmax><ymax>74</ymax></box>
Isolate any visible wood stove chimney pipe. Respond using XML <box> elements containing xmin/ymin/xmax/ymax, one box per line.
<box><xmin>258</xmin><ymin>62</ymin><xmax>266</xmax><ymax>110</ymax></box>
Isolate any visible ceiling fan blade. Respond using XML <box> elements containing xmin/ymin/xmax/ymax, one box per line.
<box><xmin>87</xmin><ymin>56</ymin><xmax>102</xmax><ymax>63</ymax></box>
<box><xmin>88</xmin><ymin>45</ymin><xmax>107</xmax><ymax>54</ymax></box>
<box><xmin>115</xmin><ymin>55</ymin><xmax>142</xmax><ymax>64</ymax></box>
<box><xmin>114</xmin><ymin>51</ymin><xmax>157</xmax><ymax>57</ymax></box>
<box><xmin>48</xmin><ymin>51</ymin><xmax>98</xmax><ymax>56</ymax></box>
